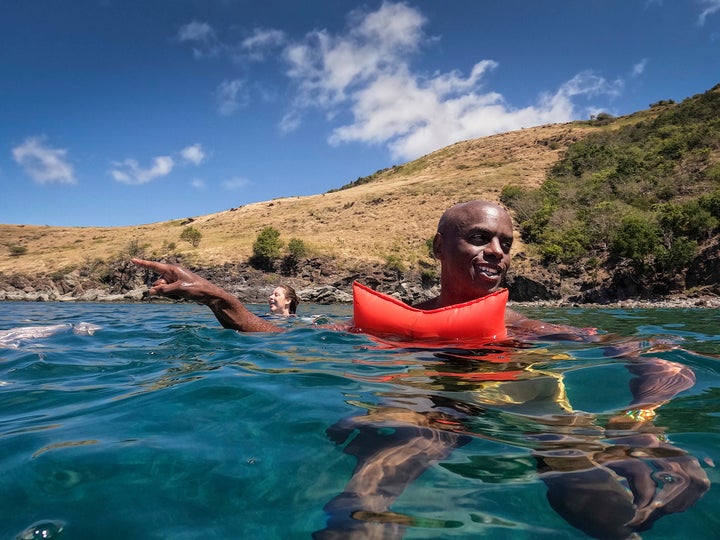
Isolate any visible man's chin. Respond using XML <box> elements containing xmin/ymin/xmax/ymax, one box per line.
<box><xmin>471</xmin><ymin>279</ymin><xmax>501</xmax><ymax>296</ymax></box>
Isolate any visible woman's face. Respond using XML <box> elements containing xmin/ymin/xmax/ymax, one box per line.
<box><xmin>269</xmin><ymin>287</ymin><xmax>291</xmax><ymax>316</ymax></box>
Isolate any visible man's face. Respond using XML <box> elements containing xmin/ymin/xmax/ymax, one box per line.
<box><xmin>434</xmin><ymin>203</ymin><xmax>513</xmax><ymax>300</ymax></box>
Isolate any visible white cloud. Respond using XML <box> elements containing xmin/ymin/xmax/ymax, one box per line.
<box><xmin>632</xmin><ymin>58</ymin><xmax>649</xmax><ymax>76</ymax></box>
<box><xmin>12</xmin><ymin>136</ymin><xmax>76</xmax><ymax>184</ymax></box>
<box><xmin>178</xmin><ymin>21</ymin><xmax>215</xmax><ymax>42</ymax></box>
<box><xmin>284</xmin><ymin>2</ymin><xmax>426</xmax><ymax>109</ymax></box>
<box><xmin>555</xmin><ymin>71</ymin><xmax>623</xmax><ymax>100</ymax></box>
<box><xmin>699</xmin><ymin>0</ymin><xmax>720</xmax><ymax>24</ymax></box>
<box><xmin>241</xmin><ymin>28</ymin><xmax>286</xmax><ymax>60</ymax></box>
<box><xmin>334</xmin><ymin>61</ymin><xmax>624</xmax><ymax>161</ymax></box>
<box><xmin>279</xmin><ymin>110</ymin><xmax>302</xmax><ymax>134</ymax></box>
<box><xmin>109</xmin><ymin>144</ymin><xmax>204</xmax><ymax>185</ymax></box>
<box><xmin>222</xmin><ymin>177</ymin><xmax>250</xmax><ymax>190</ymax></box>
<box><xmin>181</xmin><ymin>143</ymin><xmax>206</xmax><ymax>165</ymax></box>
<box><xmin>216</xmin><ymin>79</ymin><xmax>247</xmax><ymax>115</ymax></box>
<box><xmin>178</xmin><ymin>21</ymin><xmax>220</xmax><ymax>58</ymax></box>
<box><xmin>180</xmin><ymin>2</ymin><xmax>629</xmax><ymax>162</ymax></box>
<box><xmin>110</xmin><ymin>156</ymin><xmax>174</xmax><ymax>185</ymax></box>
<box><xmin>191</xmin><ymin>178</ymin><xmax>206</xmax><ymax>189</ymax></box>
<box><xmin>281</xmin><ymin>2</ymin><xmax>624</xmax><ymax>161</ymax></box>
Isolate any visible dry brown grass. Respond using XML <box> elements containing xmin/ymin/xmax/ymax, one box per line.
<box><xmin>0</xmin><ymin>122</ymin><xmax>596</xmax><ymax>275</ymax></box>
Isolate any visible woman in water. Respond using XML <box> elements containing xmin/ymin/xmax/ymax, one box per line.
<box><xmin>268</xmin><ymin>285</ymin><xmax>299</xmax><ymax>317</ymax></box>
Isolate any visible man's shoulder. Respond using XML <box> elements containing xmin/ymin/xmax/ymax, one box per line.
<box><xmin>504</xmin><ymin>307</ymin><xmax>526</xmax><ymax>323</ymax></box>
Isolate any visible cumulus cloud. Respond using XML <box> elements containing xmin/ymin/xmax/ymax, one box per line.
<box><xmin>180</xmin><ymin>2</ymin><xmax>630</xmax><ymax>161</ymax></box>
<box><xmin>698</xmin><ymin>0</ymin><xmax>720</xmax><ymax>24</ymax></box>
<box><xmin>110</xmin><ymin>156</ymin><xmax>175</xmax><ymax>185</ymax></box>
<box><xmin>181</xmin><ymin>143</ymin><xmax>206</xmax><ymax>165</ymax></box>
<box><xmin>12</xmin><ymin>136</ymin><xmax>76</xmax><ymax>184</ymax></box>
<box><xmin>216</xmin><ymin>79</ymin><xmax>247</xmax><ymax>115</ymax></box>
<box><xmin>284</xmin><ymin>1</ymin><xmax>426</xmax><ymax>109</ymax></box>
<box><xmin>282</xmin><ymin>2</ymin><xmax>624</xmax><ymax>161</ymax></box>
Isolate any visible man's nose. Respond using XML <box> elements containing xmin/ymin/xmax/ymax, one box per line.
<box><xmin>485</xmin><ymin>237</ymin><xmax>503</xmax><ymax>257</ymax></box>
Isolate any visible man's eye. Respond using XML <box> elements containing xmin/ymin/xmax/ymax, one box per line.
<box><xmin>468</xmin><ymin>234</ymin><xmax>488</xmax><ymax>245</ymax></box>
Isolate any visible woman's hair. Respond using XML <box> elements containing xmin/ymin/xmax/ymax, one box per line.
<box><xmin>279</xmin><ymin>285</ymin><xmax>300</xmax><ymax>314</ymax></box>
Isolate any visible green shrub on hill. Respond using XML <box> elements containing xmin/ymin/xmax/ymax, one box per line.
<box><xmin>8</xmin><ymin>245</ymin><xmax>28</xmax><ymax>256</ymax></box>
<box><xmin>251</xmin><ymin>226</ymin><xmax>283</xmax><ymax>270</ymax></box>
<box><xmin>502</xmin><ymin>86</ymin><xmax>720</xmax><ymax>286</ymax></box>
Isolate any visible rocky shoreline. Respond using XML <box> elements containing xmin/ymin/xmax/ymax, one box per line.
<box><xmin>2</xmin><ymin>257</ymin><xmax>720</xmax><ymax>309</ymax></box>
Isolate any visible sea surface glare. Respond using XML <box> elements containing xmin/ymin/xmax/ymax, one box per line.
<box><xmin>0</xmin><ymin>301</ymin><xmax>718</xmax><ymax>539</ymax></box>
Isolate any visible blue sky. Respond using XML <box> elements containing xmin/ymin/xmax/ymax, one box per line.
<box><xmin>1</xmin><ymin>0</ymin><xmax>719</xmax><ymax>227</ymax></box>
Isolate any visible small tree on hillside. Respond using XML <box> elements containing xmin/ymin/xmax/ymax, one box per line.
<box><xmin>180</xmin><ymin>226</ymin><xmax>202</xmax><ymax>247</ymax></box>
<box><xmin>251</xmin><ymin>226</ymin><xmax>283</xmax><ymax>271</ymax></box>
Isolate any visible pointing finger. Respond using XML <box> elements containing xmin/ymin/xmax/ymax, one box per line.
<box><xmin>132</xmin><ymin>258</ymin><xmax>169</xmax><ymax>273</ymax></box>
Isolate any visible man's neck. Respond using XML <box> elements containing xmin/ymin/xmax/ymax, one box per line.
<box><xmin>413</xmin><ymin>289</ymin><xmax>473</xmax><ymax>310</ymax></box>
<box><xmin>412</xmin><ymin>296</ymin><xmax>442</xmax><ymax>310</ymax></box>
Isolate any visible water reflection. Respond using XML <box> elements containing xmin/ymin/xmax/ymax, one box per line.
<box><xmin>314</xmin><ymin>337</ymin><xmax>710</xmax><ymax>539</ymax></box>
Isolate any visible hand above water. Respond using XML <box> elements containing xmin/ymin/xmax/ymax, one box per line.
<box><xmin>131</xmin><ymin>258</ymin><xmax>222</xmax><ymax>304</ymax></box>
<box><xmin>131</xmin><ymin>258</ymin><xmax>283</xmax><ymax>332</ymax></box>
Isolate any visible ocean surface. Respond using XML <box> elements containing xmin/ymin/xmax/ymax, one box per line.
<box><xmin>0</xmin><ymin>301</ymin><xmax>718</xmax><ymax>539</ymax></box>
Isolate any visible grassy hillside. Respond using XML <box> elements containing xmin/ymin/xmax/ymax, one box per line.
<box><xmin>0</xmin><ymin>122</ymin><xmax>598</xmax><ymax>277</ymax></box>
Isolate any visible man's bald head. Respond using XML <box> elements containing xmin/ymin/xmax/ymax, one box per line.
<box><xmin>431</xmin><ymin>200</ymin><xmax>514</xmax><ymax>304</ymax></box>
<box><xmin>437</xmin><ymin>200</ymin><xmax>513</xmax><ymax>236</ymax></box>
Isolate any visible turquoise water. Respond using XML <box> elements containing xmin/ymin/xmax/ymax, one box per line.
<box><xmin>0</xmin><ymin>302</ymin><xmax>718</xmax><ymax>539</ymax></box>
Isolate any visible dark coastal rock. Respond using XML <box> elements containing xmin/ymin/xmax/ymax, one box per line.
<box><xmin>2</xmin><ymin>254</ymin><xmax>720</xmax><ymax>308</ymax></box>
<box><xmin>505</xmin><ymin>274</ymin><xmax>556</xmax><ymax>302</ymax></box>
<box><xmin>301</xmin><ymin>285</ymin><xmax>353</xmax><ymax>304</ymax></box>
<box><xmin>687</xmin><ymin>243</ymin><xmax>720</xmax><ymax>293</ymax></box>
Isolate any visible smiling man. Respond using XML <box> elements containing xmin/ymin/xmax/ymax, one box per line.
<box><xmin>417</xmin><ymin>200</ymin><xmax>513</xmax><ymax>308</ymax></box>
<box><xmin>415</xmin><ymin>200</ymin><xmax>570</xmax><ymax>335</ymax></box>
<box><xmin>131</xmin><ymin>200</ymin><xmax>575</xmax><ymax>336</ymax></box>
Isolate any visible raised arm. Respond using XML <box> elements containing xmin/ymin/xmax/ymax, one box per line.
<box><xmin>131</xmin><ymin>258</ymin><xmax>283</xmax><ymax>333</ymax></box>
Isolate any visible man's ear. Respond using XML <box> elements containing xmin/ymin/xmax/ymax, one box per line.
<box><xmin>432</xmin><ymin>233</ymin><xmax>442</xmax><ymax>260</ymax></box>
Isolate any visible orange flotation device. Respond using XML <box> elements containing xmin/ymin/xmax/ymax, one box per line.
<box><xmin>352</xmin><ymin>281</ymin><xmax>507</xmax><ymax>342</ymax></box>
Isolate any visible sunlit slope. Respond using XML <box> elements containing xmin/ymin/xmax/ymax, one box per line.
<box><xmin>0</xmin><ymin>123</ymin><xmax>594</xmax><ymax>275</ymax></box>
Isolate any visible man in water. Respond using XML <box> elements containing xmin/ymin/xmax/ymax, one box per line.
<box><xmin>132</xmin><ymin>200</ymin><xmax>707</xmax><ymax>538</ymax></box>
<box><xmin>133</xmin><ymin>200</ymin><xmax>574</xmax><ymax>336</ymax></box>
